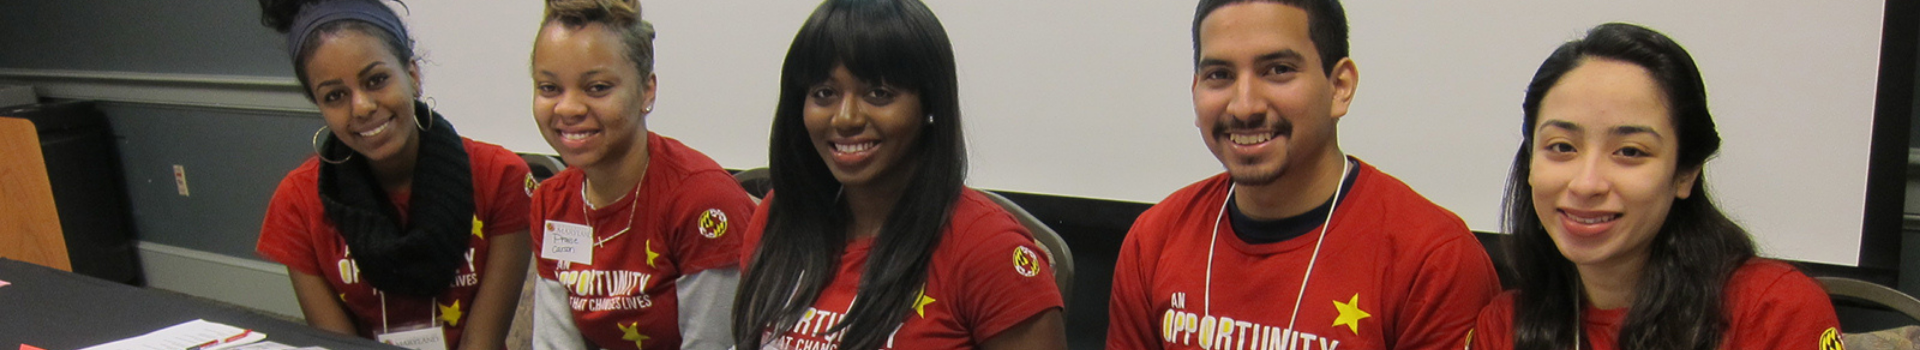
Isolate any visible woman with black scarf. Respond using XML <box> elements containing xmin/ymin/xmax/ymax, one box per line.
<box><xmin>253</xmin><ymin>1</ymin><xmax>531</xmax><ymax>349</ymax></box>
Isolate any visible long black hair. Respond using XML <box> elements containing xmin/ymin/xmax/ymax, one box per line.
<box><xmin>732</xmin><ymin>0</ymin><xmax>966</xmax><ymax>349</ymax></box>
<box><xmin>1503</xmin><ymin>22</ymin><xmax>1755</xmax><ymax>350</ymax></box>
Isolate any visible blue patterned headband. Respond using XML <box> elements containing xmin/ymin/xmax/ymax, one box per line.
<box><xmin>286</xmin><ymin>0</ymin><xmax>410</xmax><ymax>59</ymax></box>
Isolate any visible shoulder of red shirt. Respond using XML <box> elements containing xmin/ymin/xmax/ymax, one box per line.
<box><xmin>739</xmin><ymin>189</ymin><xmax>1039</xmax><ymax>270</ymax></box>
<box><xmin>1726</xmin><ymin>258</ymin><xmax>1833</xmax><ymax>311</ymax></box>
<box><xmin>461</xmin><ymin>138</ymin><xmax>524</xmax><ymax>173</ymax></box>
<box><xmin>1128</xmin><ymin>158</ymin><xmax>1474</xmax><ymax>249</ymax></box>
<box><xmin>941</xmin><ymin>190</ymin><xmax>1035</xmax><ymax>249</ymax></box>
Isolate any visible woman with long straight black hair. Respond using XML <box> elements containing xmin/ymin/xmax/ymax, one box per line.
<box><xmin>1469</xmin><ymin>23</ymin><xmax>1842</xmax><ymax>350</ymax></box>
<box><xmin>731</xmin><ymin>0</ymin><xmax>1065</xmax><ymax>349</ymax></box>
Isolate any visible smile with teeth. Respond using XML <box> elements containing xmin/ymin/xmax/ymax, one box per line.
<box><xmin>1226</xmin><ymin>131</ymin><xmax>1276</xmax><ymax>145</ymax></box>
<box><xmin>834</xmin><ymin>141</ymin><xmax>877</xmax><ymax>154</ymax></box>
<box><xmin>561</xmin><ymin>130</ymin><xmax>598</xmax><ymax>140</ymax></box>
<box><xmin>356</xmin><ymin>119</ymin><xmax>392</xmax><ymax>137</ymax></box>
<box><xmin>1564</xmin><ymin>210</ymin><xmax>1621</xmax><ymax>224</ymax></box>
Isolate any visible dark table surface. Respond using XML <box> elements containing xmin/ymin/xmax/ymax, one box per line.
<box><xmin>0</xmin><ymin>258</ymin><xmax>396</xmax><ymax>349</ymax></box>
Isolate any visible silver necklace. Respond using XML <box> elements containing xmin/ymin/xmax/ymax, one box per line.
<box><xmin>581</xmin><ymin>178</ymin><xmax>643</xmax><ymax>248</ymax></box>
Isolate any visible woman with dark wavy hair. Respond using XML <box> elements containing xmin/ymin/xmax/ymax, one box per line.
<box><xmin>253</xmin><ymin>0</ymin><xmax>530</xmax><ymax>348</ymax></box>
<box><xmin>1469</xmin><ymin>23</ymin><xmax>1841</xmax><ymax>350</ymax></box>
<box><xmin>731</xmin><ymin>0</ymin><xmax>1065</xmax><ymax>349</ymax></box>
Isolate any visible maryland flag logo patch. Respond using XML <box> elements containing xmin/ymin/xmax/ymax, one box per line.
<box><xmin>1012</xmin><ymin>246</ymin><xmax>1042</xmax><ymax>277</ymax></box>
<box><xmin>697</xmin><ymin>208</ymin><xmax>728</xmax><ymax>239</ymax></box>
<box><xmin>524</xmin><ymin>173</ymin><xmax>538</xmax><ymax>197</ymax></box>
<box><xmin>1821</xmin><ymin>327</ymin><xmax>1846</xmax><ymax>350</ymax></box>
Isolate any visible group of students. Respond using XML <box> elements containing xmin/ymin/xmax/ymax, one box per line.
<box><xmin>246</xmin><ymin>0</ymin><xmax>1844</xmax><ymax>349</ymax></box>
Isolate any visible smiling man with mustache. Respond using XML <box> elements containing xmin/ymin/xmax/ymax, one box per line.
<box><xmin>1106</xmin><ymin>1</ymin><xmax>1500</xmax><ymax>349</ymax></box>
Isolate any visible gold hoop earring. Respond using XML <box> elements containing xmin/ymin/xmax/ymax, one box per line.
<box><xmin>414</xmin><ymin>97</ymin><xmax>436</xmax><ymax>132</ymax></box>
<box><xmin>312</xmin><ymin>126</ymin><xmax>352</xmax><ymax>164</ymax></box>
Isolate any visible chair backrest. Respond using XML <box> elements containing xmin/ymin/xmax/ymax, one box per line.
<box><xmin>519</xmin><ymin>153</ymin><xmax>566</xmax><ymax>182</ymax></box>
<box><xmin>976</xmin><ymin>189</ymin><xmax>1075</xmax><ymax>307</ymax></box>
<box><xmin>1820</xmin><ymin>277</ymin><xmax>1920</xmax><ymax>348</ymax></box>
<box><xmin>1822</xmin><ymin>277</ymin><xmax>1920</xmax><ymax>321</ymax></box>
<box><xmin>734</xmin><ymin>167</ymin><xmax>772</xmax><ymax>203</ymax></box>
<box><xmin>0</xmin><ymin>117</ymin><xmax>69</xmax><ymax>271</ymax></box>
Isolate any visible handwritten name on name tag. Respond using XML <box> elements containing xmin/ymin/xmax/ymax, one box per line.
<box><xmin>542</xmin><ymin>220</ymin><xmax>593</xmax><ymax>265</ymax></box>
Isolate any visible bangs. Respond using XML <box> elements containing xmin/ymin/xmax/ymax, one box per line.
<box><xmin>782</xmin><ymin>0</ymin><xmax>947</xmax><ymax>93</ymax></box>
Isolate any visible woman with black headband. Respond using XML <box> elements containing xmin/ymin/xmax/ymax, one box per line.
<box><xmin>252</xmin><ymin>1</ymin><xmax>530</xmax><ymax>349</ymax></box>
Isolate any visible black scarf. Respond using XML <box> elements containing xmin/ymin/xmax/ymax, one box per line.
<box><xmin>317</xmin><ymin>101</ymin><xmax>473</xmax><ymax>297</ymax></box>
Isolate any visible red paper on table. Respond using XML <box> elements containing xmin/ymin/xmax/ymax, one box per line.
<box><xmin>22</xmin><ymin>344</ymin><xmax>47</xmax><ymax>350</ymax></box>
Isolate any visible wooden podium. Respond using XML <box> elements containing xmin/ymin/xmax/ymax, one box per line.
<box><xmin>0</xmin><ymin>117</ymin><xmax>69</xmax><ymax>271</ymax></box>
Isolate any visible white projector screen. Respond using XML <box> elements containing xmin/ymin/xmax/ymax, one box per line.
<box><xmin>394</xmin><ymin>1</ymin><xmax>1891</xmax><ymax>267</ymax></box>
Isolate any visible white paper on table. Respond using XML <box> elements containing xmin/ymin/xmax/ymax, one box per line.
<box><xmin>223</xmin><ymin>342</ymin><xmax>327</xmax><ymax>350</ymax></box>
<box><xmin>225</xmin><ymin>341</ymin><xmax>318</xmax><ymax>350</ymax></box>
<box><xmin>80</xmin><ymin>319</ymin><xmax>267</xmax><ymax>350</ymax></box>
<box><xmin>0</xmin><ymin>279</ymin><xmax>11</xmax><ymax>288</ymax></box>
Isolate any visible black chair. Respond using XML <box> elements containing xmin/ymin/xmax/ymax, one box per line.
<box><xmin>734</xmin><ymin>167</ymin><xmax>772</xmax><ymax>203</ymax></box>
<box><xmin>518</xmin><ymin>153</ymin><xmax>566</xmax><ymax>181</ymax></box>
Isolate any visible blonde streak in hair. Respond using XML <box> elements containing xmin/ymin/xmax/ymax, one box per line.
<box><xmin>541</xmin><ymin>0</ymin><xmax>572</xmax><ymax>21</ymax></box>
<box><xmin>569</xmin><ymin>0</ymin><xmax>636</xmax><ymax>25</ymax></box>
<box><xmin>543</xmin><ymin>0</ymin><xmax>602</xmax><ymax>24</ymax></box>
<box><xmin>606</xmin><ymin>0</ymin><xmax>639</xmax><ymax>24</ymax></box>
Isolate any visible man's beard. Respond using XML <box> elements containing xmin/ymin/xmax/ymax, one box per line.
<box><xmin>1214</xmin><ymin>116</ymin><xmax>1291</xmax><ymax>186</ymax></box>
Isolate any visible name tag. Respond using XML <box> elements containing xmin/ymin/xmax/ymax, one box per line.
<box><xmin>542</xmin><ymin>220</ymin><xmax>594</xmax><ymax>265</ymax></box>
<box><xmin>377</xmin><ymin>326</ymin><xmax>448</xmax><ymax>350</ymax></box>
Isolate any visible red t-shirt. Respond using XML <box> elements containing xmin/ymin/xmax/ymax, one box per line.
<box><xmin>1108</xmin><ymin>159</ymin><xmax>1501</xmax><ymax>350</ymax></box>
<box><xmin>740</xmin><ymin>190</ymin><xmax>1065</xmax><ymax>350</ymax></box>
<box><xmin>257</xmin><ymin>138</ymin><xmax>533</xmax><ymax>345</ymax></box>
<box><xmin>529</xmin><ymin>132</ymin><xmax>755</xmax><ymax>350</ymax></box>
<box><xmin>1469</xmin><ymin>259</ymin><xmax>1844</xmax><ymax>350</ymax></box>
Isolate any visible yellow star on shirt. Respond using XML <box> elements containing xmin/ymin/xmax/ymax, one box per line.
<box><xmin>645</xmin><ymin>239</ymin><xmax>660</xmax><ymax>268</ymax></box>
<box><xmin>1332</xmin><ymin>294</ymin><xmax>1371</xmax><ymax>335</ymax></box>
<box><xmin>913</xmin><ymin>289</ymin><xmax>937</xmax><ymax>318</ymax></box>
<box><xmin>439</xmin><ymin>300</ymin><xmax>463</xmax><ymax>327</ymax></box>
<box><xmin>471</xmin><ymin>216</ymin><xmax>485</xmax><ymax>240</ymax></box>
<box><xmin>618</xmin><ymin>322</ymin><xmax>650</xmax><ymax>349</ymax></box>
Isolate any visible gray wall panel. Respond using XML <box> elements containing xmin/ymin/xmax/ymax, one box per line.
<box><xmin>0</xmin><ymin>0</ymin><xmax>290</xmax><ymax>76</ymax></box>
<box><xmin>101</xmin><ymin>103</ymin><xmax>319</xmax><ymax>260</ymax></box>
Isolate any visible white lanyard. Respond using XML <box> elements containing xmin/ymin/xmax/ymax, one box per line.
<box><xmin>1201</xmin><ymin>159</ymin><xmax>1351</xmax><ymax>333</ymax></box>
<box><xmin>377</xmin><ymin>292</ymin><xmax>438</xmax><ymax>333</ymax></box>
